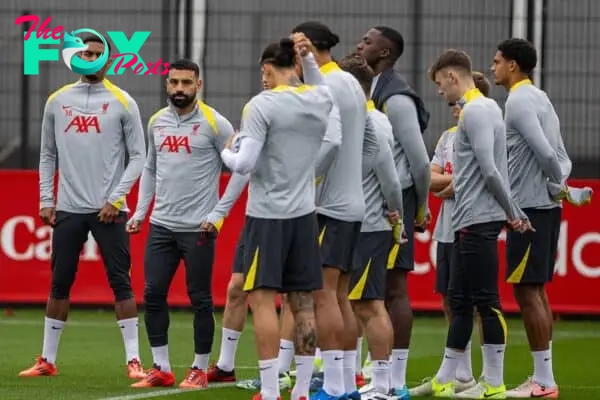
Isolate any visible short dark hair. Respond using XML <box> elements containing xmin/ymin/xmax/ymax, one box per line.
<box><xmin>338</xmin><ymin>54</ymin><xmax>374</xmax><ymax>97</ymax></box>
<box><xmin>428</xmin><ymin>49</ymin><xmax>472</xmax><ymax>81</ymax></box>
<box><xmin>82</xmin><ymin>34</ymin><xmax>111</xmax><ymax>54</ymax></box>
<box><xmin>291</xmin><ymin>21</ymin><xmax>340</xmax><ymax>51</ymax></box>
<box><xmin>497</xmin><ymin>38</ymin><xmax>537</xmax><ymax>75</ymax></box>
<box><xmin>260</xmin><ymin>38</ymin><xmax>296</xmax><ymax>69</ymax></box>
<box><xmin>472</xmin><ymin>71</ymin><xmax>491</xmax><ymax>97</ymax></box>
<box><xmin>169</xmin><ymin>59</ymin><xmax>200</xmax><ymax>76</ymax></box>
<box><xmin>373</xmin><ymin>26</ymin><xmax>404</xmax><ymax>61</ymax></box>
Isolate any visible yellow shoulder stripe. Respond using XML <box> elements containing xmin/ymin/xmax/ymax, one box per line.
<box><xmin>271</xmin><ymin>84</ymin><xmax>315</xmax><ymax>93</ymax></box>
<box><xmin>47</xmin><ymin>81</ymin><xmax>78</xmax><ymax>104</ymax></box>
<box><xmin>197</xmin><ymin>100</ymin><xmax>218</xmax><ymax>135</ymax></box>
<box><xmin>148</xmin><ymin>107</ymin><xmax>169</xmax><ymax>127</ymax></box>
<box><xmin>102</xmin><ymin>79</ymin><xmax>129</xmax><ymax>111</ymax></box>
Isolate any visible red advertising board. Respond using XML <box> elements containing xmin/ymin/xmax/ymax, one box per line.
<box><xmin>0</xmin><ymin>170</ymin><xmax>599</xmax><ymax>313</ymax></box>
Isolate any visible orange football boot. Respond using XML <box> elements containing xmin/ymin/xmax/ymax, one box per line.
<box><xmin>179</xmin><ymin>367</ymin><xmax>208</xmax><ymax>388</ymax></box>
<box><xmin>355</xmin><ymin>373</ymin><xmax>366</xmax><ymax>387</ymax></box>
<box><xmin>127</xmin><ymin>358</ymin><xmax>146</xmax><ymax>379</ymax></box>
<box><xmin>131</xmin><ymin>365</ymin><xmax>175</xmax><ymax>388</ymax></box>
<box><xmin>18</xmin><ymin>356</ymin><xmax>57</xmax><ymax>377</ymax></box>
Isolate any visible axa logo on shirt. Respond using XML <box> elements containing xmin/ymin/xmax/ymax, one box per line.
<box><xmin>65</xmin><ymin>116</ymin><xmax>101</xmax><ymax>134</ymax></box>
<box><xmin>159</xmin><ymin>136</ymin><xmax>191</xmax><ymax>154</ymax></box>
<box><xmin>15</xmin><ymin>15</ymin><xmax>169</xmax><ymax>76</ymax></box>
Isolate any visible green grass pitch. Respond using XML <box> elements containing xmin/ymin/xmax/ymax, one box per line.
<box><xmin>1</xmin><ymin>309</ymin><xmax>599</xmax><ymax>399</ymax></box>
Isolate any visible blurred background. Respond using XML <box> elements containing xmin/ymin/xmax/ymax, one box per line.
<box><xmin>0</xmin><ymin>0</ymin><xmax>598</xmax><ymax>177</ymax></box>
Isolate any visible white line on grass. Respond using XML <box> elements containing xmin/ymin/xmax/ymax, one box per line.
<box><xmin>97</xmin><ymin>382</ymin><xmax>236</xmax><ymax>400</ymax></box>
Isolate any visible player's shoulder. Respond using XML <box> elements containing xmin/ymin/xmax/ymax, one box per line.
<box><xmin>196</xmin><ymin>100</ymin><xmax>233</xmax><ymax>135</ymax></box>
<box><xmin>383</xmin><ymin>93</ymin><xmax>417</xmax><ymax>114</ymax></box>
<box><xmin>436</xmin><ymin>126</ymin><xmax>456</xmax><ymax>147</ymax></box>
<box><xmin>97</xmin><ymin>79</ymin><xmax>141</xmax><ymax>115</ymax></box>
<box><xmin>148</xmin><ymin>106</ymin><xmax>171</xmax><ymax>128</ymax></box>
<box><xmin>46</xmin><ymin>80</ymin><xmax>81</xmax><ymax>105</ymax></box>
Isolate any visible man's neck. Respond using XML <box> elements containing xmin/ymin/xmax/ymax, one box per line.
<box><xmin>80</xmin><ymin>76</ymin><xmax>104</xmax><ymax>84</ymax></box>
<box><xmin>314</xmin><ymin>51</ymin><xmax>333</xmax><ymax>67</ymax></box>
<box><xmin>273</xmin><ymin>70</ymin><xmax>301</xmax><ymax>87</ymax></box>
<box><xmin>371</xmin><ymin>61</ymin><xmax>391</xmax><ymax>76</ymax></box>
<box><xmin>175</xmin><ymin>103</ymin><xmax>196</xmax><ymax>116</ymax></box>
<box><xmin>457</xmin><ymin>81</ymin><xmax>477</xmax><ymax>101</ymax></box>
<box><xmin>506</xmin><ymin>74</ymin><xmax>530</xmax><ymax>91</ymax></box>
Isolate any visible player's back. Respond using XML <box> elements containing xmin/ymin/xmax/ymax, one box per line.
<box><xmin>453</xmin><ymin>95</ymin><xmax>509</xmax><ymax>231</ymax></box>
<box><xmin>316</xmin><ymin>66</ymin><xmax>367</xmax><ymax>222</ymax></box>
<box><xmin>505</xmin><ymin>82</ymin><xmax>568</xmax><ymax>209</ymax></box>
<box><xmin>361</xmin><ymin>109</ymin><xmax>395</xmax><ymax>232</ymax></box>
<box><xmin>46</xmin><ymin>80</ymin><xmax>137</xmax><ymax>212</ymax></box>
<box><xmin>245</xmin><ymin>84</ymin><xmax>333</xmax><ymax>219</ymax></box>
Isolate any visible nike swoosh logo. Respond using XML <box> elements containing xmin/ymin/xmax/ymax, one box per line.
<box><xmin>531</xmin><ymin>389</ymin><xmax>558</xmax><ymax>398</ymax></box>
<box><xmin>119</xmin><ymin>325</ymin><xmax>126</xmax><ymax>329</ymax></box>
<box><xmin>259</xmin><ymin>367</ymin><xmax>271</xmax><ymax>371</ymax></box>
<box><xmin>51</xmin><ymin>326</ymin><xmax>62</xmax><ymax>330</ymax></box>
<box><xmin>227</xmin><ymin>337</ymin><xmax>238</xmax><ymax>341</ymax></box>
<box><xmin>334</xmin><ymin>357</ymin><xmax>343</xmax><ymax>361</ymax></box>
<box><xmin>397</xmin><ymin>357</ymin><xmax>408</xmax><ymax>360</ymax></box>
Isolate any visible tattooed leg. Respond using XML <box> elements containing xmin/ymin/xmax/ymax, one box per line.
<box><xmin>288</xmin><ymin>291</ymin><xmax>317</xmax><ymax>355</ymax></box>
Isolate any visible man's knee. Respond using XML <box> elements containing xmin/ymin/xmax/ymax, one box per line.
<box><xmin>227</xmin><ymin>273</ymin><xmax>247</xmax><ymax>306</ymax></box>
<box><xmin>513</xmin><ymin>284</ymin><xmax>542</xmax><ymax>307</ymax></box>
<box><xmin>50</xmin><ymin>278</ymin><xmax>74</xmax><ymax>300</ymax></box>
<box><xmin>189</xmin><ymin>289</ymin><xmax>213</xmax><ymax>312</ymax></box>
<box><xmin>448</xmin><ymin>289</ymin><xmax>474</xmax><ymax>317</ymax></box>
<box><xmin>144</xmin><ymin>284</ymin><xmax>168</xmax><ymax>311</ymax></box>
<box><xmin>352</xmin><ymin>300</ymin><xmax>379</xmax><ymax>322</ymax></box>
<box><xmin>107</xmin><ymin>269</ymin><xmax>133</xmax><ymax>302</ymax></box>
<box><xmin>386</xmin><ymin>270</ymin><xmax>408</xmax><ymax>300</ymax></box>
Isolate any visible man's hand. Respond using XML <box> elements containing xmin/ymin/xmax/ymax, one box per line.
<box><xmin>39</xmin><ymin>207</ymin><xmax>56</xmax><ymax>226</ymax></box>
<box><xmin>507</xmin><ymin>218</ymin><xmax>536</xmax><ymax>233</ymax></box>
<box><xmin>126</xmin><ymin>220</ymin><xmax>142</xmax><ymax>234</ymax></box>
<box><xmin>434</xmin><ymin>181</ymin><xmax>454</xmax><ymax>199</ymax></box>
<box><xmin>393</xmin><ymin>222</ymin><xmax>408</xmax><ymax>245</ymax></box>
<box><xmin>386</xmin><ymin>210</ymin><xmax>401</xmax><ymax>225</ymax></box>
<box><xmin>292</xmin><ymin>33</ymin><xmax>316</xmax><ymax>57</ymax></box>
<box><xmin>415</xmin><ymin>209</ymin><xmax>431</xmax><ymax>232</ymax></box>
<box><xmin>200</xmin><ymin>222</ymin><xmax>218</xmax><ymax>233</ymax></box>
<box><xmin>98</xmin><ymin>202</ymin><xmax>119</xmax><ymax>223</ymax></box>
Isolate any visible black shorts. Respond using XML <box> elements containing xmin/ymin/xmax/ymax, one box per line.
<box><xmin>448</xmin><ymin>221</ymin><xmax>504</xmax><ymax>303</ymax></box>
<box><xmin>144</xmin><ymin>224</ymin><xmax>215</xmax><ymax>296</ymax></box>
<box><xmin>390</xmin><ymin>186</ymin><xmax>417</xmax><ymax>271</ymax></box>
<box><xmin>349</xmin><ymin>231</ymin><xmax>394</xmax><ymax>301</ymax></box>
<box><xmin>242</xmin><ymin>212</ymin><xmax>322</xmax><ymax>293</ymax></box>
<box><xmin>506</xmin><ymin>207</ymin><xmax>562</xmax><ymax>284</ymax></box>
<box><xmin>50</xmin><ymin>211</ymin><xmax>131</xmax><ymax>301</ymax></box>
<box><xmin>435</xmin><ymin>242</ymin><xmax>453</xmax><ymax>295</ymax></box>
<box><xmin>232</xmin><ymin>225</ymin><xmax>246</xmax><ymax>274</ymax></box>
<box><xmin>317</xmin><ymin>214</ymin><xmax>362</xmax><ymax>272</ymax></box>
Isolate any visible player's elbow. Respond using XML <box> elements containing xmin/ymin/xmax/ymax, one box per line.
<box><xmin>230</xmin><ymin>158</ymin><xmax>256</xmax><ymax>175</ymax></box>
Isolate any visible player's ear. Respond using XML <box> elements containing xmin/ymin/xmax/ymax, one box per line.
<box><xmin>197</xmin><ymin>79</ymin><xmax>202</xmax><ymax>90</ymax></box>
<box><xmin>380</xmin><ymin>47</ymin><xmax>390</xmax><ymax>59</ymax></box>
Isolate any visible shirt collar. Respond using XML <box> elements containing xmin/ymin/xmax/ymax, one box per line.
<box><xmin>458</xmin><ymin>87</ymin><xmax>483</xmax><ymax>107</ymax></box>
<box><xmin>510</xmin><ymin>78</ymin><xmax>533</xmax><ymax>92</ymax></box>
<box><xmin>319</xmin><ymin>61</ymin><xmax>341</xmax><ymax>76</ymax></box>
<box><xmin>366</xmin><ymin>99</ymin><xmax>375</xmax><ymax>111</ymax></box>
